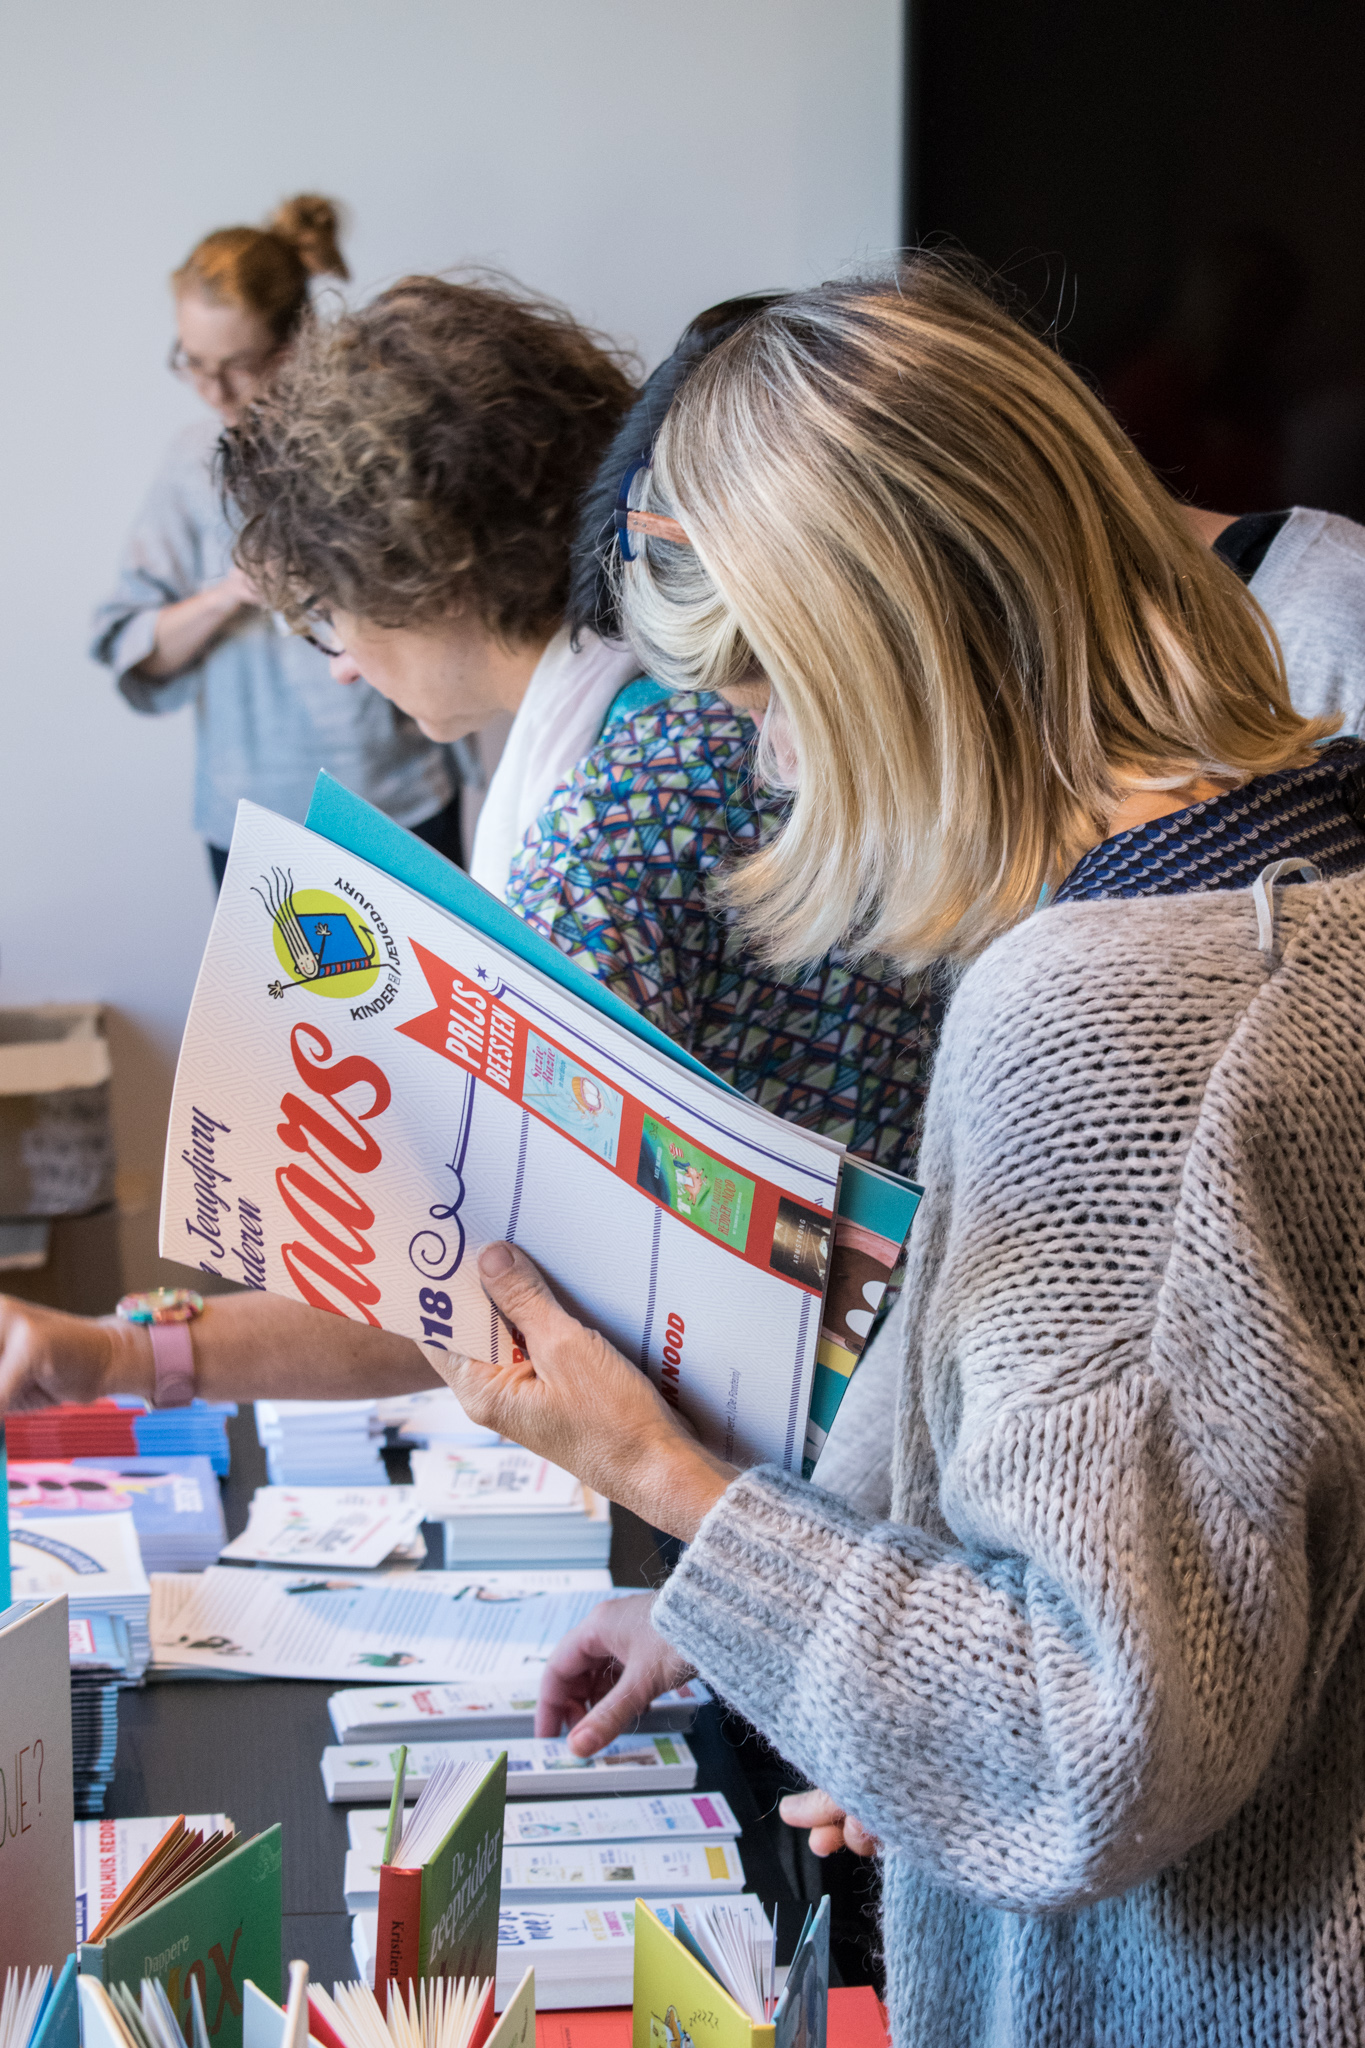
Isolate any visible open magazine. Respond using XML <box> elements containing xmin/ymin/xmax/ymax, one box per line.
<box><xmin>160</xmin><ymin>778</ymin><xmax>919</xmax><ymax>1474</ymax></box>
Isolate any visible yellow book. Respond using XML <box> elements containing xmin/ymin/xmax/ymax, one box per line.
<box><xmin>632</xmin><ymin>1903</ymin><xmax>774</xmax><ymax>2048</ymax></box>
<box><xmin>633</xmin><ymin>1899</ymin><xmax>830</xmax><ymax>2048</ymax></box>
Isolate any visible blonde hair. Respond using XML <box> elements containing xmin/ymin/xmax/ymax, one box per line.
<box><xmin>172</xmin><ymin>194</ymin><xmax>349</xmax><ymax>343</ymax></box>
<box><xmin>620</xmin><ymin>261</ymin><xmax>1335</xmax><ymax>971</ymax></box>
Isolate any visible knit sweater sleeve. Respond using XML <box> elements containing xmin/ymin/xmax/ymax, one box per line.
<box><xmin>654</xmin><ymin>884</ymin><xmax>1365</xmax><ymax>1913</ymax></box>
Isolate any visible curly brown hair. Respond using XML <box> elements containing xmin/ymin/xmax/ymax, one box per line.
<box><xmin>221</xmin><ymin>275</ymin><xmax>637</xmax><ymax>641</ymax></box>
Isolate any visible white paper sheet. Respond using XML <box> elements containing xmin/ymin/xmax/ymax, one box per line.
<box><xmin>148</xmin><ymin>1565</ymin><xmax>617</xmax><ymax>1681</ymax></box>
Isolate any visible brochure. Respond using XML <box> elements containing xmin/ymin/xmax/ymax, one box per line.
<box><xmin>147</xmin><ymin>1568</ymin><xmax>616</xmax><ymax>1683</ymax></box>
<box><xmin>160</xmin><ymin>790</ymin><xmax>915</xmax><ymax>1472</ymax></box>
<box><xmin>322</xmin><ymin>1734</ymin><xmax>696</xmax><ymax>1805</ymax></box>
<box><xmin>328</xmin><ymin>1677</ymin><xmax>710</xmax><ymax>1747</ymax></box>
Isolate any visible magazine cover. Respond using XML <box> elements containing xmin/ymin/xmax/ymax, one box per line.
<box><xmin>160</xmin><ymin>802</ymin><xmax>846</xmax><ymax>1471</ymax></box>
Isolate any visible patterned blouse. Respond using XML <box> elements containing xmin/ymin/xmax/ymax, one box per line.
<box><xmin>1055</xmin><ymin>738</ymin><xmax>1365</xmax><ymax>903</ymax></box>
<box><xmin>506</xmin><ymin>685</ymin><xmax>935</xmax><ymax>1179</ymax></box>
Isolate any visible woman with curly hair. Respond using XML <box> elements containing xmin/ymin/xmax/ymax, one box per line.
<box><xmin>223</xmin><ymin>277</ymin><xmax>938</xmax><ymax>1178</ymax></box>
<box><xmin>91</xmin><ymin>199</ymin><xmax>464</xmax><ymax>884</ymax></box>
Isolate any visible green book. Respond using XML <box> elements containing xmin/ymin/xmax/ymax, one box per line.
<box><xmin>374</xmin><ymin>1747</ymin><xmax>506</xmax><ymax>2007</ymax></box>
<box><xmin>79</xmin><ymin>1825</ymin><xmax>282</xmax><ymax>2048</ymax></box>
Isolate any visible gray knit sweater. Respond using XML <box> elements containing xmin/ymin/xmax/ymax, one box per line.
<box><xmin>654</xmin><ymin>872</ymin><xmax>1365</xmax><ymax>2046</ymax></box>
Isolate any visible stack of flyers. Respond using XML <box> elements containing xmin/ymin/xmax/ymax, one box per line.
<box><xmin>373</xmin><ymin>1390</ymin><xmax>503</xmax><ymax>1452</ymax></box>
<box><xmin>327</xmin><ymin>1675</ymin><xmax>711</xmax><ymax>1745</ymax></box>
<box><xmin>353</xmin><ymin>1897</ymin><xmax>772</xmax><ymax>2013</ymax></box>
<box><xmin>219</xmin><ymin>1486</ymin><xmax>427</xmax><ymax>1570</ymax></box>
<box><xmin>253</xmin><ymin>1401</ymin><xmax>388</xmax><ymax>1486</ymax></box>
<box><xmin>410</xmin><ymin>1448</ymin><xmax>612</xmax><ymax>1572</ymax></box>
<box><xmin>8</xmin><ymin>1512</ymin><xmax>151</xmax><ymax>1678</ymax></box>
<box><xmin>322</xmin><ymin>1732</ymin><xmax>697</xmax><ymax>1804</ymax></box>
<box><xmin>7</xmin><ymin>1457</ymin><xmax>226</xmax><ymax>1572</ymax></box>
<box><xmin>68</xmin><ymin>1613</ymin><xmax>136</xmax><ymax>1816</ymax></box>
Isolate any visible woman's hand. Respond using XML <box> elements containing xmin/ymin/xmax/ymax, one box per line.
<box><xmin>0</xmin><ymin>1297</ymin><xmax>151</xmax><ymax>1412</ymax></box>
<box><xmin>440</xmin><ymin>1243</ymin><xmax>737</xmax><ymax>1542</ymax></box>
<box><xmin>779</xmin><ymin>1788</ymin><xmax>880</xmax><ymax>1859</ymax></box>
<box><xmin>535</xmin><ymin>1592</ymin><xmax>695</xmax><ymax>1755</ymax></box>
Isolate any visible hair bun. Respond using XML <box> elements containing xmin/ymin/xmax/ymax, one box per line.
<box><xmin>267</xmin><ymin>193</ymin><xmax>350</xmax><ymax>281</ymax></box>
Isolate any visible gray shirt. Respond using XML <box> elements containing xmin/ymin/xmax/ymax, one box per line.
<box><xmin>90</xmin><ymin>418</ymin><xmax>454</xmax><ymax>845</ymax></box>
<box><xmin>1249</xmin><ymin>504</ymin><xmax>1365</xmax><ymax>731</ymax></box>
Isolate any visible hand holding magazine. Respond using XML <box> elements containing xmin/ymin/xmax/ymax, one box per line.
<box><xmin>160</xmin><ymin>781</ymin><xmax>918</xmax><ymax>1478</ymax></box>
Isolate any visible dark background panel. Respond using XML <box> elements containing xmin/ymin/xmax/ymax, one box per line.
<box><xmin>907</xmin><ymin>0</ymin><xmax>1365</xmax><ymax>516</ymax></box>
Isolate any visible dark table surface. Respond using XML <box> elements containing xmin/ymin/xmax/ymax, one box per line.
<box><xmin>107</xmin><ymin>1409</ymin><xmax>811</xmax><ymax>1985</ymax></box>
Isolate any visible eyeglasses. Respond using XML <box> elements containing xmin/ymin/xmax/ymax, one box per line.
<box><xmin>167</xmin><ymin>339</ymin><xmax>282</xmax><ymax>398</ymax></box>
<box><xmin>296</xmin><ymin>606</ymin><xmax>346</xmax><ymax>659</ymax></box>
<box><xmin>614</xmin><ymin>459</ymin><xmax>692</xmax><ymax>561</ymax></box>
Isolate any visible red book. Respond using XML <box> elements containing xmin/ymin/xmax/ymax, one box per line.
<box><xmin>374</xmin><ymin>1863</ymin><xmax>424</xmax><ymax>2011</ymax></box>
<box><xmin>828</xmin><ymin>1986</ymin><xmax>890</xmax><ymax>2048</ymax></box>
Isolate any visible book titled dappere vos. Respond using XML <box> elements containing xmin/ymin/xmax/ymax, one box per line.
<box><xmin>78</xmin><ymin>1818</ymin><xmax>282</xmax><ymax>2048</ymax></box>
<box><xmin>160</xmin><ymin>785</ymin><xmax>918</xmax><ymax>1474</ymax></box>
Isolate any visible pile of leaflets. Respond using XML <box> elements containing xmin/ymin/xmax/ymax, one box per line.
<box><xmin>220</xmin><ymin>1486</ymin><xmax>427</xmax><ymax>1570</ymax></box>
<box><xmin>68</xmin><ymin>1613</ymin><xmax>136</xmax><ymax>1815</ymax></box>
<box><xmin>5</xmin><ymin>1398</ymin><xmax>235</xmax><ymax>1476</ymax></box>
<box><xmin>253</xmin><ymin>1400</ymin><xmax>389</xmax><ymax>1486</ymax></box>
<box><xmin>410</xmin><ymin>1448</ymin><xmax>611</xmax><ymax>1572</ymax></box>
<box><xmin>327</xmin><ymin>1673</ymin><xmax>710</xmax><ymax>1744</ymax></box>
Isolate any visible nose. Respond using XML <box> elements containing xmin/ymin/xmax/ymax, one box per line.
<box><xmin>330</xmin><ymin>652</ymin><xmax>364</xmax><ymax>685</ymax></box>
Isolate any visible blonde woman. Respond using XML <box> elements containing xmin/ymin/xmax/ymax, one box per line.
<box><xmin>91</xmin><ymin>198</ymin><xmax>461</xmax><ymax>884</ymax></box>
<box><xmin>418</xmin><ymin>267</ymin><xmax>1364</xmax><ymax>2043</ymax></box>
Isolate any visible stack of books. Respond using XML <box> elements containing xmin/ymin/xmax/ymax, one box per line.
<box><xmin>7</xmin><ymin>1457</ymin><xmax>226</xmax><ymax>1573</ymax></box>
<box><xmin>68</xmin><ymin>1614</ymin><xmax>136</xmax><ymax>1815</ymax></box>
<box><xmin>253</xmin><ymin>1401</ymin><xmax>388</xmax><ymax>1487</ymax></box>
<box><xmin>5</xmin><ymin>1400</ymin><xmax>235</xmax><ymax>1477</ymax></box>
<box><xmin>410</xmin><ymin>1449</ymin><xmax>612</xmax><ymax>1572</ymax></box>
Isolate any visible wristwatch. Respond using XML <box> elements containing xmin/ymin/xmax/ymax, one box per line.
<box><xmin>115</xmin><ymin>1288</ymin><xmax>205</xmax><ymax>1409</ymax></box>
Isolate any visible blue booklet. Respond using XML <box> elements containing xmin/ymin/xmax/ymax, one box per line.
<box><xmin>8</xmin><ymin>1455</ymin><xmax>226</xmax><ymax>1571</ymax></box>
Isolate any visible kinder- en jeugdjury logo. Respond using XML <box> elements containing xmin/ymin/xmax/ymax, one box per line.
<box><xmin>254</xmin><ymin>866</ymin><xmax>385</xmax><ymax>1001</ymax></box>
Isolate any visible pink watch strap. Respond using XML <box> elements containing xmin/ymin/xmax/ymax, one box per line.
<box><xmin>149</xmin><ymin>1319</ymin><xmax>195</xmax><ymax>1408</ymax></box>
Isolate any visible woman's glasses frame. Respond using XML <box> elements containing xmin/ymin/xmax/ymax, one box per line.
<box><xmin>167</xmin><ymin>339</ymin><xmax>284</xmax><ymax>399</ymax></box>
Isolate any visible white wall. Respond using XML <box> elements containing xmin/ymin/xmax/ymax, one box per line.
<box><xmin>0</xmin><ymin>0</ymin><xmax>902</xmax><ymax>1289</ymax></box>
